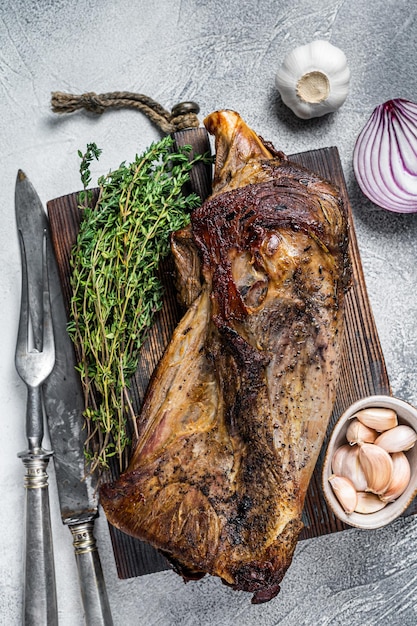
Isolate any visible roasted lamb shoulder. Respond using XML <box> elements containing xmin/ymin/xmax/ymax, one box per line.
<box><xmin>100</xmin><ymin>110</ymin><xmax>350</xmax><ymax>603</ymax></box>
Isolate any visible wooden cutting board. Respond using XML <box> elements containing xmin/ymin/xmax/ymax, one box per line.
<box><xmin>47</xmin><ymin>143</ymin><xmax>416</xmax><ymax>580</ymax></box>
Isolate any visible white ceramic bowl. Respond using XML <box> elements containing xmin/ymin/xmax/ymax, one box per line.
<box><xmin>322</xmin><ymin>395</ymin><xmax>417</xmax><ymax>529</ymax></box>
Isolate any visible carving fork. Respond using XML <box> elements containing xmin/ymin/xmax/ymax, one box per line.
<box><xmin>15</xmin><ymin>230</ymin><xmax>58</xmax><ymax>625</ymax></box>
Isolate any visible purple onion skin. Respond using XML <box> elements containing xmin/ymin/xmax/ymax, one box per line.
<box><xmin>353</xmin><ymin>98</ymin><xmax>417</xmax><ymax>213</ymax></box>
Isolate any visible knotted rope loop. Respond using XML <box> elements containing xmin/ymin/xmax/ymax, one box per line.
<box><xmin>50</xmin><ymin>91</ymin><xmax>200</xmax><ymax>134</ymax></box>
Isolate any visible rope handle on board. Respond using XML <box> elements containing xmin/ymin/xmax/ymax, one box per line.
<box><xmin>51</xmin><ymin>91</ymin><xmax>201</xmax><ymax>134</ymax></box>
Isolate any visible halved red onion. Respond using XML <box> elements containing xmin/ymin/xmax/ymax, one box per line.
<box><xmin>353</xmin><ymin>98</ymin><xmax>417</xmax><ymax>213</ymax></box>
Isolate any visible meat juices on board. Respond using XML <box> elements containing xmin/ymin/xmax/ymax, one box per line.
<box><xmin>100</xmin><ymin>110</ymin><xmax>351</xmax><ymax>604</ymax></box>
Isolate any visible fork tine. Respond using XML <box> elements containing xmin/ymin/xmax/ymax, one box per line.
<box><xmin>15</xmin><ymin>229</ymin><xmax>55</xmax><ymax>384</ymax></box>
<box><xmin>15</xmin><ymin>230</ymin><xmax>30</xmax><ymax>369</ymax></box>
<box><xmin>41</xmin><ymin>233</ymin><xmax>55</xmax><ymax>371</ymax></box>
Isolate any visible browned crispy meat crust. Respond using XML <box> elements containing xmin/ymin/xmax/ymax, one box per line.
<box><xmin>100</xmin><ymin>111</ymin><xmax>350</xmax><ymax>603</ymax></box>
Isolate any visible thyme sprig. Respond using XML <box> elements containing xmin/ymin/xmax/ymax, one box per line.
<box><xmin>78</xmin><ymin>142</ymin><xmax>102</xmax><ymax>207</ymax></box>
<box><xmin>69</xmin><ymin>136</ymin><xmax>204</xmax><ymax>471</ymax></box>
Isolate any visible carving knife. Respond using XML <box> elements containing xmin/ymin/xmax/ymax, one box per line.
<box><xmin>16</xmin><ymin>171</ymin><xmax>114</xmax><ymax>625</ymax></box>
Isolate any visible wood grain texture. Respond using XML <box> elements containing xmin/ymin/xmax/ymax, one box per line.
<box><xmin>46</xmin><ymin>145</ymin><xmax>416</xmax><ymax>580</ymax></box>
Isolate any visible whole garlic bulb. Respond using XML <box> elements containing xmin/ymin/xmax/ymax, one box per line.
<box><xmin>275</xmin><ymin>40</ymin><xmax>350</xmax><ymax>119</ymax></box>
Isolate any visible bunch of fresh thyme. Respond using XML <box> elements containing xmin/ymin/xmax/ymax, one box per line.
<box><xmin>68</xmin><ymin>136</ymin><xmax>204</xmax><ymax>471</ymax></box>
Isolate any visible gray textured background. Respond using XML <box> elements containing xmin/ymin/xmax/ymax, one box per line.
<box><xmin>2</xmin><ymin>1</ymin><xmax>417</xmax><ymax>624</ymax></box>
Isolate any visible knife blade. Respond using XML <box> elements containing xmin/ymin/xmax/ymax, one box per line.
<box><xmin>17</xmin><ymin>171</ymin><xmax>113</xmax><ymax>625</ymax></box>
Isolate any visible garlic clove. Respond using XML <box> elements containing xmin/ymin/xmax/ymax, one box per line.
<box><xmin>346</xmin><ymin>418</ymin><xmax>377</xmax><ymax>445</ymax></box>
<box><xmin>358</xmin><ymin>442</ymin><xmax>393</xmax><ymax>495</ymax></box>
<box><xmin>380</xmin><ymin>452</ymin><xmax>411</xmax><ymax>503</ymax></box>
<box><xmin>328</xmin><ymin>474</ymin><xmax>357</xmax><ymax>514</ymax></box>
<box><xmin>339</xmin><ymin>445</ymin><xmax>368</xmax><ymax>492</ymax></box>
<box><xmin>354</xmin><ymin>407</ymin><xmax>398</xmax><ymax>432</ymax></box>
<box><xmin>331</xmin><ymin>444</ymin><xmax>351</xmax><ymax>475</ymax></box>
<box><xmin>374</xmin><ymin>424</ymin><xmax>417</xmax><ymax>453</ymax></box>
<box><xmin>355</xmin><ymin>492</ymin><xmax>387</xmax><ymax>514</ymax></box>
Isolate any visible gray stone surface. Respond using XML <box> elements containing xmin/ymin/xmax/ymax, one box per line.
<box><xmin>2</xmin><ymin>0</ymin><xmax>417</xmax><ymax>624</ymax></box>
